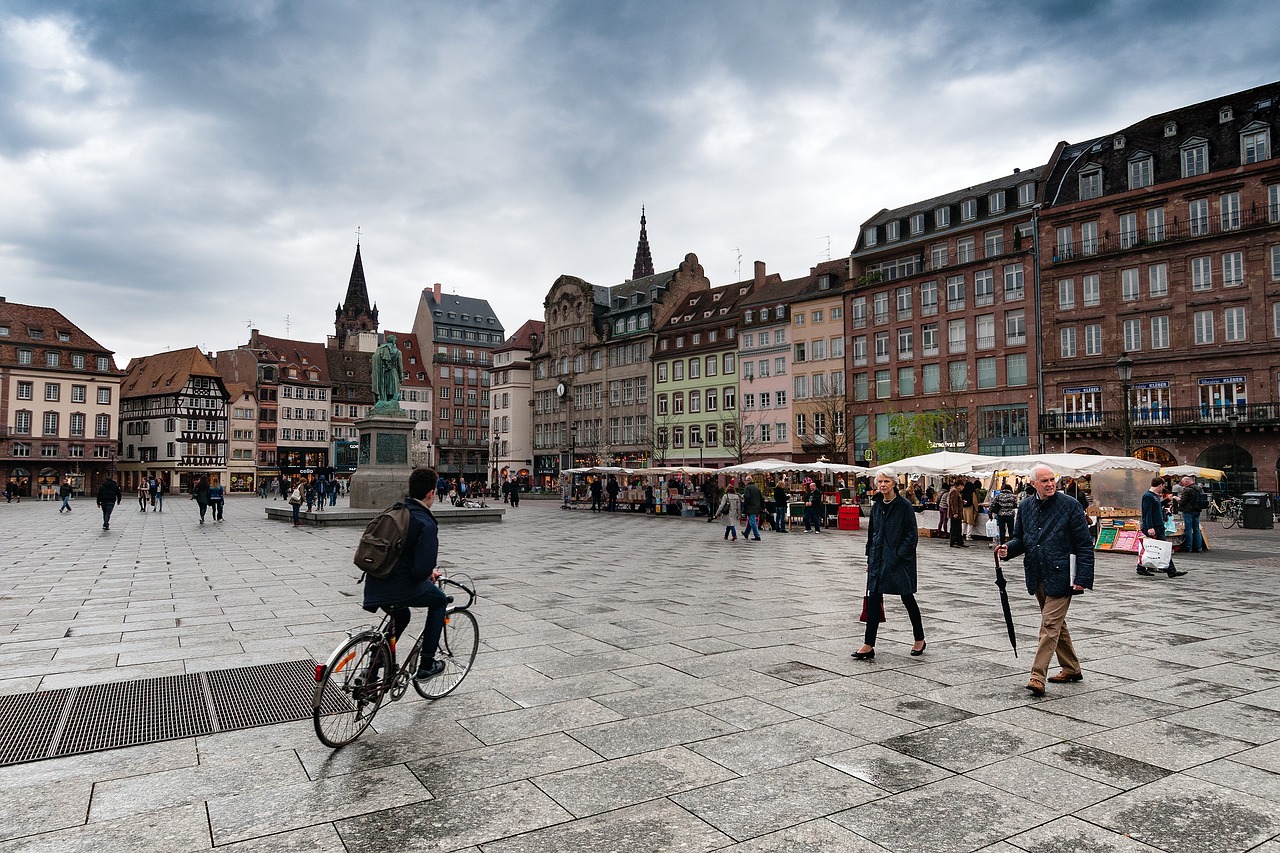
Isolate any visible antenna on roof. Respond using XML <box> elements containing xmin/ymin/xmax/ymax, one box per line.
<box><xmin>819</xmin><ymin>236</ymin><xmax>831</xmax><ymax>261</ymax></box>
<box><xmin>244</xmin><ymin>320</ymin><xmax>253</xmax><ymax>330</ymax></box>
<box><xmin>285</xmin><ymin>315</ymin><xmax>291</xmax><ymax>337</ymax></box>
<box><xmin>733</xmin><ymin>248</ymin><xmax>742</xmax><ymax>282</ymax></box>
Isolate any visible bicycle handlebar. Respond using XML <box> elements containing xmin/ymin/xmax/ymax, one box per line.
<box><xmin>439</xmin><ymin>576</ymin><xmax>476</xmax><ymax>609</ymax></box>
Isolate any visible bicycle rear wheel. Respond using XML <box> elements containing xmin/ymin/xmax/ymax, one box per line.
<box><xmin>1222</xmin><ymin>508</ymin><xmax>1238</xmax><ymax>528</ymax></box>
<box><xmin>413</xmin><ymin>608</ymin><xmax>479</xmax><ymax>700</ymax></box>
<box><xmin>314</xmin><ymin>634</ymin><xmax>392</xmax><ymax>747</ymax></box>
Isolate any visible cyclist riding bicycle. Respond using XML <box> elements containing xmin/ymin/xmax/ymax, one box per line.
<box><xmin>361</xmin><ymin>467</ymin><xmax>448</xmax><ymax>682</ymax></box>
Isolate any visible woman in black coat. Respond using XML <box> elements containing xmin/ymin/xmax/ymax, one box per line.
<box><xmin>853</xmin><ymin>471</ymin><xmax>926</xmax><ymax>660</ymax></box>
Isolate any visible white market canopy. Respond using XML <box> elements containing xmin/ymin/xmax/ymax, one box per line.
<box><xmin>866</xmin><ymin>451</ymin><xmax>994</xmax><ymax>477</ymax></box>
<box><xmin>969</xmin><ymin>453</ymin><xmax>1161</xmax><ymax>478</ymax></box>
<box><xmin>717</xmin><ymin>459</ymin><xmax>795</xmax><ymax>475</ymax></box>
<box><xmin>562</xmin><ymin>466</ymin><xmax>637</xmax><ymax>475</ymax></box>
<box><xmin>643</xmin><ymin>465</ymin><xmax>719</xmax><ymax>476</ymax></box>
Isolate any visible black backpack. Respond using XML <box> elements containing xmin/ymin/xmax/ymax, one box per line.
<box><xmin>353</xmin><ymin>503</ymin><xmax>412</xmax><ymax>579</ymax></box>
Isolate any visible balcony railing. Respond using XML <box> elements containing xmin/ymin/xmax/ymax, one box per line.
<box><xmin>1052</xmin><ymin>206</ymin><xmax>1276</xmax><ymax>264</ymax></box>
<box><xmin>1040</xmin><ymin>402</ymin><xmax>1280</xmax><ymax>433</ymax></box>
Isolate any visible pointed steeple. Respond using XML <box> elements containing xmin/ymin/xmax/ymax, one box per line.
<box><xmin>631</xmin><ymin>206</ymin><xmax>654</xmax><ymax>280</ymax></box>
<box><xmin>335</xmin><ymin>242</ymin><xmax>379</xmax><ymax>349</ymax></box>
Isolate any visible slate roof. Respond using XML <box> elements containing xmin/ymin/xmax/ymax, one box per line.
<box><xmin>495</xmin><ymin>319</ymin><xmax>545</xmax><ymax>354</ymax></box>
<box><xmin>251</xmin><ymin>333</ymin><xmax>331</xmax><ymax>385</ymax></box>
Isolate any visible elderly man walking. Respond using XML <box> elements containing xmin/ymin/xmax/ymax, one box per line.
<box><xmin>997</xmin><ymin>463</ymin><xmax>1095</xmax><ymax>697</ymax></box>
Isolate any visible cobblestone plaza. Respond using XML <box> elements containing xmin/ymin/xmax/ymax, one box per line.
<box><xmin>2</xmin><ymin>496</ymin><xmax>1279</xmax><ymax>851</ymax></box>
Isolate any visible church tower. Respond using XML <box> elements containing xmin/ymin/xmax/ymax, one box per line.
<box><xmin>335</xmin><ymin>242</ymin><xmax>379</xmax><ymax>350</ymax></box>
<box><xmin>631</xmin><ymin>207</ymin><xmax>655</xmax><ymax>280</ymax></box>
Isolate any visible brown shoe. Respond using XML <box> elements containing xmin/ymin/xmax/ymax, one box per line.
<box><xmin>1025</xmin><ymin>678</ymin><xmax>1046</xmax><ymax>696</ymax></box>
<box><xmin>1047</xmin><ymin>671</ymin><xmax>1083</xmax><ymax>683</ymax></box>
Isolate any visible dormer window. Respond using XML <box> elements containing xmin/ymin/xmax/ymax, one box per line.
<box><xmin>1127</xmin><ymin>153</ymin><xmax>1154</xmax><ymax>189</ymax></box>
<box><xmin>960</xmin><ymin>199</ymin><xmax>977</xmax><ymax>221</ymax></box>
<box><xmin>1180</xmin><ymin>137</ymin><xmax>1209</xmax><ymax>177</ymax></box>
<box><xmin>1079</xmin><ymin>167</ymin><xmax>1103</xmax><ymax>200</ymax></box>
<box><xmin>1241</xmin><ymin>122</ymin><xmax>1271</xmax><ymax>164</ymax></box>
<box><xmin>689</xmin><ymin>298</ymin><xmax>697</xmax><ymax>306</ymax></box>
<box><xmin>935</xmin><ymin>206</ymin><xmax>951</xmax><ymax>227</ymax></box>
<box><xmin>818</xmin><ymin>275</ymin><xmax>832</xmax><ymax>290</ymax></box>
<box><xmin>760</xmin><ymin>308</ymin><xmax>769</xmax><ymax>321</ymax></box>
<box><xmin>1018</xmin><ymin>182</ymin><xmax>1035</xmax><ymax>206</ymax></box>
<box><xmin>27</xmin><ymin>327</ymin><xmax>42</xmax><ymax>339</ymax></box>
<box><xmin>1113</xmin><ymin>135</ymin><xmax>1126</xmax><ymax>150</ymax></box>
<box><xmin>712</xmin><ymin>292</ymin><xmax>723</xmax><ymax>301</ymax></box>
<box><xmin>744</xmin><ymin>310</ymin><xmax>754</xmax><ymax>323</ymax></box>
<box><xmin>775</xmin><ymin>304</ymin><xmax>785</xmax><ymax>318</ymax></box>
<box><xmin>1220</xmin><ymin>106</ymin><xmax>1233</xmax><ymax>123</ymax></box>
<box><xmin>910</xmin><ymin>213</ymin><xmax>924</xmax><ymax>235</ymax></box>
<box><xmin>989</xmin><ymin>191</ymin><xmax>1006</xmax><ymax>214</ymax></box>
<box><xmin>886</xmin><ymin>221</ymin><xmax>900</xmax><ymax>241</ymax></box>
<box><xmin>864</xmin><ymin>225</ymin><xmax>878</xmax><ymax>247</ymax></box>
<box><xmin>1164</xmin><ymin>121</ymin><xmax>1178</xmax><ymax>137</ymax></box>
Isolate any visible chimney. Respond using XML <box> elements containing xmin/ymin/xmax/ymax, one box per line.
<box><xmin>754</xmin><ymin>261</ymin><xmax>765</xmax><ymax>289</ymax></box>
<box><xmin>249</xmin><ymin>328</ymin><xmax>260</xmax><ymax>348</ymax></box>
<box><xmin>433</xmin><ymin>282</ymin><xmax>442</xmax><ymax>302</ymax></box>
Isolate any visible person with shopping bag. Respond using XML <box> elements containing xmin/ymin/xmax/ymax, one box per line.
<box><xmin>1138</xmin><ymin>478</ymin><xmax>1187</xmax><ymax>578</ymax></box>
<box><xmin>851</xmin><ymin>471</ymin><xmax>926</xmax><ymax>661</ymax></box>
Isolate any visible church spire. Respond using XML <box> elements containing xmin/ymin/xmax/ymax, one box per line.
<box><xmin>335</xmin><ymin>242</ymin><xmax>379</xmax><ymax>349</ymax></box>
<box><xmin>631</xmin><ymin>206</ymin><xmax>654</xmax><ymax>280</ymax></box>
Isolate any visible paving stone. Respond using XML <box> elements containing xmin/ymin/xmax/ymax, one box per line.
<box><xmin>831</xmin><ymin>775</ymin><xmax>1054</xmax><ymax>853</ymax></box>
<box><xmin>711</xmin><ymin>817</ymin><xmax>890</xmax><ymax>852</ymax></box>
<box><xmin>458</xmin><ymin>697</ymin><xmax>624</xmax><ymax>745</ymax></box>
<box><xmin>1079</xmin><ymin>773</ymin><xmax>1280</xmax><ymax>853</ymax></box>
<box><xmin>818</xmin><ymin>742</ymin><xmax>954</xmax><ymax>792</ymax></box>
<box><xmin>407</xmin><ymin>731</ymin><xmax>602</xmax><ymax>795</ymax></box>
<box><xmin>671</xmin><ymin>758</ymin><xmax>885</xmax><ymax>842</ymax></box>
<box><xmin>966</xmin><ymin>755</ymin><xmax>1122</xmax><ymax>810</ymax></box>
<box><xmin>533</xmin><ymin>744</ymin><xmax>735</xmax><ymax>816</ymax></box>
<box><xmin>1074</xmin><ymin>718</ymin><xmax>1255</xmax><ymax>771</ymax></box>
<box><xmin>566</xmin><ymin>705</ymin><xmax>740</xmax><ymax>758</ymax></box>
<box><xmin>480</xmin><ymin>798</ymin><xmax>731</xmax><ymax>853</ymax></box>
<box><xmin>1005</xmin><ymin>815</ymin><xmax>1166</xmax><ymax>852</ymax></box>
<box><xmin>0</xmin><ymin>802</ymin><xmax>211</xmax><ymax>852</ymax></box>
<box><xmin>881</xmin><ymin>716</ymin><xmax>1061</xmax><ymax>773</ymax></box>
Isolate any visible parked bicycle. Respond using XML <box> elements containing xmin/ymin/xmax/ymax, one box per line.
<box><xmin>1216</xmin><ymin>497</ymin><xmax>1244</xmax><ymax>529</ymax></box>
<box><xmin>312</xmin><ymin>574</ymin><xmax>479</xmax><ymax>747</ymax></box>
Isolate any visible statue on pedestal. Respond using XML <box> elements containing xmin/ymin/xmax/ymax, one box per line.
<box><xmin>372</xmin><ymin>334</ymin><xmax>404</xmax><ymax>414</ymax></box>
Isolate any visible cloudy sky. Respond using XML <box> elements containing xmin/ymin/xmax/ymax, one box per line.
<box><xmin>2</xmin><ymin>0</ymin><xmax>1277</xmax><ymax>364</ymax></box>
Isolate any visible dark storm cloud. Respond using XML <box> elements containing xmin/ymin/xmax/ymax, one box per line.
<box><xmin>1</xmin><ymin>0</ymin><xmax>1278</xmax><ymax>361</ymax></box>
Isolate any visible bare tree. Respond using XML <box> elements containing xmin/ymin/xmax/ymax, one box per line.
<box><xmin>720</xmin><ymin>408</ymin><xmax>771</xmax><ymax>464</ymax></box>
<box><xmin>802</xmin><ymin>387</ymin><xmax>852</xmax><ymax>462</ymax></box>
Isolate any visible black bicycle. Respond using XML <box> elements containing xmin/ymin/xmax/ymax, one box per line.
<box><xmin>312</xmin><ymin>575</ymin><xmax>479</xmax><ymax>747</ymax></box>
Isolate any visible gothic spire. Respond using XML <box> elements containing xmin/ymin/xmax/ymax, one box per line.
<box><xmin>631</xmin><ymin>206</ymin><xmax>654</xmax><ymax>280</ymax></box>
<box><xmin>335</xmin><ymin>242</ymin><xmax>379</xmax><ymax>349</ymax></box>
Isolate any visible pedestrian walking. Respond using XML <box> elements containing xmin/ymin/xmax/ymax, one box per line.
<box><xmin>1139</xmin><ymin>478</ymin><xmax>1187</xmax><ymax>577</ymax></box>
<box><xmin>209</xmin><ymin>479</ymin><xmax>225</xmax><ymax>522</ymax></box>
<box><xmin>606</xmin><ymin>475</ymin><xmax>620</xmax><ymax>512</ymax></box>
<box><xmin>742</xmin><ymin>478</ymin><xmax>764</xmax><ymax>541</ymax></box>
<box><xmin>192</xmin><ymin>476</ymin><xmax>210</xmax><ymax>524</ymax></box>
<box><xmin>154</xmin><ymin>477</ymin><xmax>165</xmax><ymax>512</ymax></box>
<box><xmin>702</xmin><ymin>476</ymin><xmax>720</xmax><ymax>524</ymax></box>
<box><xmin>96</xmin><ymin>476</ymin><xmax>122</xmax><ymax>531</ymax></box>
<box><xmin>997</xmin><ymin>463</ymin><xmax>1094</xmax><ymax>696</ymax></box>
<box><xmin>589</xmin><ymin>477</ymin><xmax>604</xmax><ymax>513</ymax></box>
<box><xmin>58</xmin><ymin>478</ymin><xmax>74</xmax><ymax>513</ymax></box>
<box><xmin>509</xmin><ymin>477</ymin><xmax>520</xmax><ymax>508</ymax></box>
<box><xmin>803</xmin><ymin>479</ymin><xmax>823</xmax><ymax>533</ymax></box>
<box><xmin>717</xmin><ymin>485</ymin><xmax>741</xmax><ymax>541</ymax></box>
<box><xmin>991</xmin><ymin>479</ymin><xmax>1018</xmax><ymax>544</ymax></box>
<box><xmin>288</xmin><ymin>480</ymin><xmax>304</xmax><ymax>525</ymax></box>
<box><xmin>852</xmin><ymin>471</ymin><xmax>926</xmax><ymax>660</ymax></box>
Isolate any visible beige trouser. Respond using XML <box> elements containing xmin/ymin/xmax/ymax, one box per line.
<box><xmin>1032</xmin><ymin>583</ymin><xmax>1081</xmax><ymax>681</ymax></box>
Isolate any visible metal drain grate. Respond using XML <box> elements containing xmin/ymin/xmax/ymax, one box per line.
<box><xmin>206</xmin><ymin>660</ymin><xmax>317</xmax><ymax>730</ymax></box>
<box><xmin>0</xmin><ymin>688</ymin><xmax>71</xmax><ymax>765</ymax></box>
<box><xmin>0</xmin><ymin>659</ymin><xmax>322</xmax><ymax>767</ymax></box>
<box><xmin>58</xmin><ymin>674</ymin><xmax>214</xmax><ymax>755</ymax></box>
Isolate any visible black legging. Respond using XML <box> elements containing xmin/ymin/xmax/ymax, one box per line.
<box><xmin>863</xmin><ymin>593</ymin><xmax>925</xmax><ymax>646</ymax></box>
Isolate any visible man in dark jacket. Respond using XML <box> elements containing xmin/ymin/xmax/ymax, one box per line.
<box><xmin>589</xmin><ymin>477</ymin><xmax>604</xmax><ymax>512</ymax></box>
<box><xmin>95</xmin><ymin>476</ymin><xmax>122</xmax><ymax>530</ymax></box>
<box><xmin>192</xmin><ymin>476</ymin><xmax>211</xmax><ymax>524</ymax></box>
<box><xmin>1178</xmin><ymin>476</ymin><xmax>1205</xmax><ymax>554</ymax></box>
<box><xmin>606</xmin><ymin>475</ymin><xmax>620</xmax><ymax>512</ymax></box>
<box><xmin>772</xmin><ymin>480</ymin><xmax>789</xmax><ymax>532</ymax></box>
<box><xmin>362</xmin><ymin>468</ymin><xmax>449</xmax><ymax>681</ymax></box>
<box><xmin>742</xmin><ymin>479</ymin><xmax>764</xmax><ymax>541</ymax></box>
<box><xmin>1140</xmin><ymin>478</ymin><xmax>1186</xmax><ymax>578</ymax></box>
<box><xmin>998</xmin><ymin>463</ymin><xmax>1095</xmax><ymax>696</ymax></box>
<box><xmin>701</xmin><ymin>477</ymin><xmax>719</xmax><ymax>523</ymax></box>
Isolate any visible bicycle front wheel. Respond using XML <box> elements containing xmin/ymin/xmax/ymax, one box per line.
<box><xmin>314</xmin><ymin>634</ymin><xmax>392</xmax><ymax>747</ymax></box>
<box><xmin>413</xmin><ymin>609</ymin><xmax>479</xmax><ymax>700</ymax></box>
<box><xmin>1222</xmin><ymin>510</ymin><xmax>1238</xmax><ymax>529</ymax></box>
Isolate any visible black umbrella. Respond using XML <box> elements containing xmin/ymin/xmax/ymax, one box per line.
<box><xmin>993</xmin><ymin>552</ymin><xmax>1019</xmax><ymax>657</ymax></box>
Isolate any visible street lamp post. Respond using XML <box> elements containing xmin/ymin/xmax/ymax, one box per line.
<box><xmin>492</xmin><ymin>434</ymin><xmax>500</xmax><ymax>493</ymax></box>
<box><xmin>1227</xmin><ymin>412</ymin><xmax>1240</xmax><ymax>495</ymax></box>
<box><xmin>1115</xmin><ymin>352</ymin><xmax>1134</xmax><ymax>458</ymax></box>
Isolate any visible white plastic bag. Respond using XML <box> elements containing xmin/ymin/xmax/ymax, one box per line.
<box><xmin>985</xmin><ymin>518</ymin><xmax>999</xmax><ymax>539</ymax></box>
<box><xmin>1138</xmin><ymin>537</ymin><xmax>1172</xmax><ymax>570</ymax></box>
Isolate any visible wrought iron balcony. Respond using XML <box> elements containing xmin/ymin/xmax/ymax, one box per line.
<box><xmin>1039</xmin><ymin>403</ymin><xmax>1280</xmax><ymax>433</ymax></box>
<box><xmin>1051</xmin><ymin>207</ymin><xmax>1277</xmax><ymax>264</ymax></box>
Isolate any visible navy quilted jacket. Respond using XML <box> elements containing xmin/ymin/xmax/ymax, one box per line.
<box><xmin>1003</xmin><ymin>491</ymin><xmax>1095</xmax><ymax>597</ymax></box>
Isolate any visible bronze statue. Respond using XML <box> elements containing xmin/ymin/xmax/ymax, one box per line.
<box><xmin>372</xmin><ymin>334</ymin><xmax>404</xmax><ymax>411</ymax></box>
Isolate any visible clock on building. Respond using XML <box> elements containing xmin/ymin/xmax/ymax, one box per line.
<box><xmin>556</xmin><ymin>382</ymin><xmax>566</xmax><ymax>398</ymax></box>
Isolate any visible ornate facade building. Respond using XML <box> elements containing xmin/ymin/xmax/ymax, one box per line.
<box><xmin>1038</xmin><ymin>82</ymin><xmax>1280</xmax><ymax>492</ymax></box>
<box><xmin>489</xmin><ymin>319</ymin><xmax>542</xmax><ymax>488</ymax></box>
<box><xmin>118</xmin><ymin>347</ymin><xmax>229</xmax><ymax>494</ymax></box>
<box><xmin>0</xmin><ymin>298</ymin><xmax>122</xmax><ymax>496</ymax></box>
<box><xmin>411</xmin><ymin>282</ymin><xmax>504</xmax><ymax>483</ymax></box>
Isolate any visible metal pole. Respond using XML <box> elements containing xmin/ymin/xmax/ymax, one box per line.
<box><xmin>1031</xmin><ymin>204</ymin><xmax>1045</xmax><ymax>452</ymax></box>
<box><xmin>1122</xmin><ymin>380</ymin><xmax>1133</xmax><ymax>457</ymax></box>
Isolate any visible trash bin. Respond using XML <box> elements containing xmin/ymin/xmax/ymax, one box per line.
<box><xmin>838</xmin><ymin>504</ymin><xmax>861</xmax><ymax>531</ymax></box>
<box><xmin>1241</xmin><ymin>492</ymin><xmax>1275</xmax><ymax>529</ymax></box>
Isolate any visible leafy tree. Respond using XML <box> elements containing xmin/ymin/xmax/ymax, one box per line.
<box><xmin>873</xmin><ymin>410</ymin><xmax>948</xmax><ymax>463</ymax></box>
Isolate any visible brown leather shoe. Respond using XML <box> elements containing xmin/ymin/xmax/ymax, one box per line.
<box><xmin>1047</xmin><ymin>671</ymin><xmax>1083</xmax><ymax>683</ymax></box>
<box><xmin>1025</xmin><ymin>678</ymin><xmax>1046</xmax><ymax>696</ymax></box>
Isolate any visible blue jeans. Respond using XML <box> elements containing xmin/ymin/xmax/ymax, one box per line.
<box><xmin>383</xmin><ymin>584</ymin><xmax>449</xmax><ymax>664</ymax></box>
<box><xmin>724</xmin><ymin>524</ymin><xmax>738</xmax><ymax>540</ymax></box>
<box><xmin>61</xmin><ymin>494</ymin><xmax>71</xmax><ymax>511</ymax></box>
<box><xmin>1182</xmin><ymin>512</ymin><xmax>1203</xmax><ymax>552</ymax></box>
<box><xmin>745</xmin><ymin>514</ymin><xmax>761</xmax><ymax>539</ymax></box>
<box><xmin>774</xmin><ymin>505</ymin><xmax>788</xmax><ymax>531</ymax></box>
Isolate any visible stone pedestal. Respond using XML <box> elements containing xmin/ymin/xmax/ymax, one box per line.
<box><xmin>349</xmin><ymin>413</ymin><xmax>416</xmax><ymax>509</ymax></box>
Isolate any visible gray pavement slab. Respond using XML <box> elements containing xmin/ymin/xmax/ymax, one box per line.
<box><xmin>1</xmin><ymin>495</ymin><xmax>1279</xmax><ymax>850</ymax></box>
